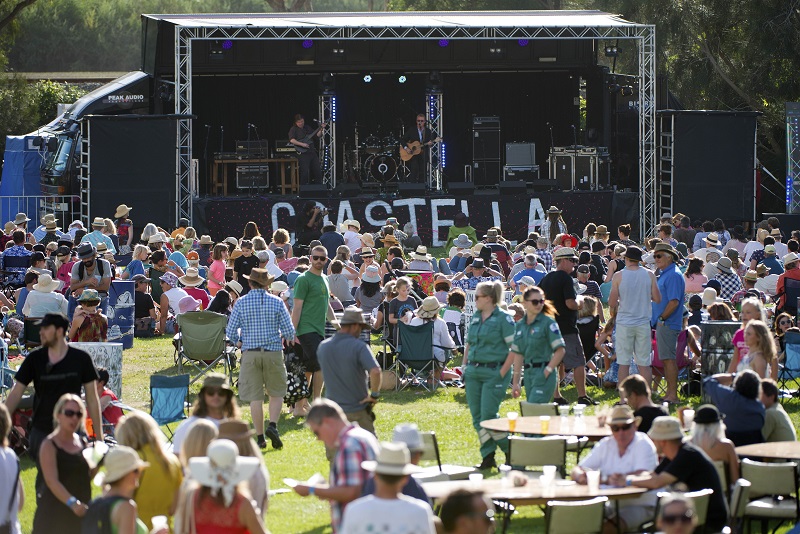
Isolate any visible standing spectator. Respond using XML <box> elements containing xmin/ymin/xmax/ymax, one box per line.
<box><xmin>69</xmin><ymin>242</ymin><xmax>112</xmax><ymax>316</ymax></box>
<box><xmin>69</xmin><ymin>289</ymin><xmax>109</xmax><ymax>342</ymax></box>
<box><xmin>232</xmin><ymin>240</ymin><xmax>260</xmax><ymax>296</ymax></box>
<box><xmin>703</xmin><ymin>371</ymin><xmax>765</xmax><ymax>446</ymax></box>
<box><xmin>672</xmin><ymin>216</ymin><xmax>696</xmax><ymax>251</ymax></box>
<box><xmin>328</xmin><ymin>260</ymin><xmax>355</xmax><ymax>307</ymax></box>
<box><xmin>760</xmin><ymin>378</ymin><xmax>797</xmax><ymax>442</ymax></box>
<box><xmin>608</xmin><ymin>245</ymin><xmax>660</xmax><ymax>388</ymax></box>
<box><xmin>541</xmin><ymin>206</ymin><xmax>568</xmax><ymax>248</ymax></box>
<box><xmin>270</xmin><ymin>228</ymin><xmax>293</xmax><ymax>258</ymax></box>
<box><xmin>711</xmin><ymin>257</ymin><xmax>743</xmax><ymax>300</ymax></box>
<box><xmin>114</xmin><ymin>412</ymin><xmax>183</xmax><ymax>528</ymax></box>
<box><xmin>651</xmin><ymin>243</ymin><xmax>686</xmax><ymax>404</ymax></box>
<box><xmin>80</xmin><ymin>217</ymin><xmax>117</xmax><ymax>254</ymax></box>
<box><xmin>616</xmin><ymin>224</ymin><xmax>636</xmax><ymax>247</ymax></box>
<box><xmin>340</xmin><ymin>220</ymin><xmax>362</xmax><ymax>254</ymax></box>
<box><xmin>691</xmin><ymin>221</ymin><xmax>714</xmax><ymax>252</ymax></box>
<box><xmin>539</xmin><ymin>247</ymin><xmax>596</xmax><ymax>406</ymax></box>
<box><xmin>463</xmin><ymin>281</ymin><xmax>516</xmax><ymax>470</ymax></box>
<box><xmin>292</xmin><ymin>244</ymin><xmax>335</xmax><ymax>409</ymax></box>
<box><xmin>682</xmin><ymin>258</ymin><xmax>707</xmax><ymax>294</ymax></box>
<box><xmin>3</xmin><ymin>313</ymin><xmax>103</xmax><ymax>454</ymax></box>
<box><xmin>320</xmin><ymin>223</ymin><xmax>346</xmax><ymax>259</ymax></box>
<box><xmin>114</xmin><ymin>204</ymin><xmax>134</xmax><ymax>254</ymax></box>
<box><xmin>759</xmin><ymin>244</ymin><xmax>784</xmax><ymax>274</ymax></box>
<box><xmin>293</xmin><ymin>399</ymin><xmax>379</xmax><ymax>533</ymax></box>
<box><xmin>629</xmin><ymin>417</ymin><xmax>729</xmax><ymax>533</ymax></box>
<box><xmin>771</xmin><ymin>228</ymin><xmax>788</xmax><ymax>258</ymax></box>
<box><xmin>206</xmin><ymin>243</ymin><xmax>228</xmax><ymax>297</ymax></box>
<box><xmin>340</xmin><ymin>442</ymin><xmax>436</xmax><ymax>534</ymax></box>
<box><xmin>619</xmin><ymin>374</ymin><xmax>667</xmax><ymax>434</ymax></box>
<box><xmin>157</xmin><ymin>272</ymin><xmax>188</xmax><ymax>336</ymax></box>
<box><xmin>33</xmin><ymin>394</ymin><xmax>92</xmax><ymax>534</ymax></box>
<box><xmin>505</xmin><ymin>286</ymin><xmax>565</xmax><ymax>404</ymax></box>
<box><xmin>12</xmin><ymin>212</ymin><xmax>36</xmax><ymax>244</ymax></box>
<box><xmin>1</xmin><ymin>230</ymin><xmax>32</xmax><ymax>286</ymax></box>
<box><xmin>171</xmin><ymin>373</ymin><xmax>240</xmax><ymax>452</ymax></box>
<box><xmin>723</xmin><ymin>224</ymin><xmax>748</xmax><ymax>256</ymax></box>
<box><xmin>0</xmin><ymin>404</ymin><xmax>22</xmax><ymax>534</ymax></box>
<box><xmin>227</xmin><ymin>268</ymin><xmax>295</xmax><ymax>450</ymax></box>
<box><xmin>317</xmin><ymin>307</ymin><xmax>381</xmax><ymax>437</ymax></box>
<box><xmin>217</xmin><ymin>419</ymin><xmax>270</xmax><ymax>518</ymax></box>
<box><xmin>440</xmin><ymin>490</ymin><xmax>495</xmax><ymax>534</ymax></box>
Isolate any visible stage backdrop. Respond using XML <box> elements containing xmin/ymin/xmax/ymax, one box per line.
<box><xmin>195</xmin><ymin>191</ymin><xmax>637</xmax><ymax>246</ymax></box>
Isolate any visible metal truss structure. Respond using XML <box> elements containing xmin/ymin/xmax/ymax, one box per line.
<box><xmin>426</xmin><ymin>92</ymin><xmax>443</xmax><ymax>191</ymax></box>
<box><xmin>786</xmin><ymin>103</ymin><xmax>800</xmax><ymax>213</ymax></box>
<box><xmin>171</xmin><ymin>13</ymin><xmax>656</xmax><ymax>230</ymax></box>
<box><xmin>319</xmin><ymin>95</ymin><xmax>337</xmax><ymax>189</ymax></box>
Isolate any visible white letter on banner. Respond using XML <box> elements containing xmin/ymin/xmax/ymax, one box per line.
<box><xmin>461</xmin><ymin>200</ymin><xmax>469</xmax><ymax>217</ymax></box>
<box><xmin>393</xmin><ymin>198</ymin><xmax>426</xmax><ymax>230</ymax></box>
<box><xmin>491</xmin><ymin>201</ymin><xmax>501</xmax><ymax>228</ymax></box>
<box><xmin>272</xmin><ymin>202</ymin><xmax>295</xmax><ymax>242</ymax></box>
<box><xmin>335</xmin><ymin>201</ymin><xmax>354</xmax><ymax>228</ymax></box>
<box><xmin>430</xmin><ymin>198</ymin><xmax>455</xmax><ymax>247</ymax></box>
<box><xmin>529</xmin><ymin>197</ymin><xmax>545</xmax><ymax>233</ymax></box>
<box><xmin>463</xmin><ymin>289</ymin><xmax>476</xmax><ymax>336</ymax></box>
<box><xmin>365</xmin><ymin>200</ymin><xmax>392</xmax><ymax>227</ymax></box>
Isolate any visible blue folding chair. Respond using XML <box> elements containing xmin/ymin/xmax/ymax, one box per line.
<box><xmin>150</xmin><ymin>374</ymin><xmax>190</xmax><ymax>441</ymax></box>
<box><xmin>779</xmin><ymin>331</ymin><xmax>800</xmax><ymax>402</ymax></box>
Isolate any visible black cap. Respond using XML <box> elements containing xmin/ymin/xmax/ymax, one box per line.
<box><xmin>55</xmin><ymin>245</ymin><xmax>71</xmax><ymax>257</ymax></box>
<box><xmin>577</xmin><ymin>264</ymin><xmax>591</xmax><ymax>274</ymax></box>
<box><xmin>591</xmin><ymin>241</ymin><xmax>606</xmax><ymax>253</ymax></box>
<box><xmin>624</xmin><ymin>246</ymin><xmax>643</xmax><ymax>262</ymax></box>
<box><xmin>76</xmin><ymin>242</ymin><xmax>96</xmax><ymax>260</ymax></box>
<box><xmin>703</xmin><ymin>279</ymin><xmax>722</xmax><ymax>291</ymax></box>
<box><xmin>472</xmin><ymin>258</ymin><xmax>486</xmax><ymax>269</ymax></box>
<box><xmin>32</xmin><ymin>243</ymin><xmax>45</xmax><ymax>253</ymax></box>
<box><xmin>30</xmin><ymin>251</ymin><xmax>45</xmax><ymax>263</ymax></box>
<box><xmin>694</xmin><ymin>404</ymin><xmax>723</xmax><ymax>424</ymax></box>
<box><xmin>36</xmin><ymin>312</ymin><xmax>70</xmax><ymax>331</ymax></box>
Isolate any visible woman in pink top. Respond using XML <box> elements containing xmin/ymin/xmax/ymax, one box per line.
<box><xmin>683</xmin><ymin>258</ymin><xmax>708</xmax><ymax>294</ymax></box>
<box><xmin>207</xmin><ymin>243</ymin><xmax>228</xmax><ymax>296</ymax></box>
<box><xmin>727</xmin><ymin>298</ymin><xmax>767</xmax><ymax>374</ymax></box>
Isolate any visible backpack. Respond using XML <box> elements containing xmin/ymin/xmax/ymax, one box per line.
<box><xmin>77</xmin><ymin>258</ymin><xmax>105</xmax><ymax>280</ymax></box>
<box><xmin>81</xmin><ymin>495</ymin><xmax>127</xmax><ymax>534</ymax></box>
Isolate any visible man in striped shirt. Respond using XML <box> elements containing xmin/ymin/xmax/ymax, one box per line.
<box><xmin>226</xmin><ymin>267</ymin><xmax>296</xmax><ymax>449</ymax></box>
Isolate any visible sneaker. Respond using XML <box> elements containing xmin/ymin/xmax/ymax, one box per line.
<box><xmin>265</xmin><ymin>425</ymin><xmax>283</xmax><ymax>450</ymax></box>
<box><xmin>257</xmin><ymin>435</ymin><xmax>267</xmax><ymax>449</ymax></box>
<box><xmin>577</xmin><ymin>395</ymin><xmax>599</xmax><ymax>406</ymax></box>
<box><xmin>552</xmin><ymin>396</ymin><xmax>569</xmax><ymax>406</ymax></box>
<box><xmin>474</xmin><ymin>453</ymin><xmax>496</xmax><ymax>470</ymax></box>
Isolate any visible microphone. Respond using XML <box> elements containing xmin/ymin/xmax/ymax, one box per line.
<box><xmin>204</xmin><ymin>124</ymin><xmax>210</xmax><ymax>128</ymax></box>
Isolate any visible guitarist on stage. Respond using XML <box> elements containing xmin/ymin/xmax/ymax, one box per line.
<box><xmin>403</xmin><ymin>113</ymin><xmax>432</xmax><ymax>184</ymax></box>
<box><xmin>289</xmin><ymin>114</ymin><xmax>325</xmax><ymax>185</ymax></box>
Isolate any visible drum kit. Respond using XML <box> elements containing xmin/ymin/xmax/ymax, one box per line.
<box><xmin>342</xmin><ymin>123</ymin><xmax>409</xmax><ymax>186</ymax></box>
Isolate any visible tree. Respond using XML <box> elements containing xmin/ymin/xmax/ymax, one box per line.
<box><xmin>0</xmin><ymin>0</ymin><xmax>37</xmax><ymax>34</ymax></box>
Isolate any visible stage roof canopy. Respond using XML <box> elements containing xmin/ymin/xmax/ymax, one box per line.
<box><xmin>142</xmin><ymin>10</ymin><xmax>646</xmax><ymax>35</ymax></box>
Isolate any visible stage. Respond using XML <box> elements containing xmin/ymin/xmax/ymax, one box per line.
<box><xmin>193</xmin><ymin>189</ymin><xmax>638</xmax><ymax>245</ymax></box>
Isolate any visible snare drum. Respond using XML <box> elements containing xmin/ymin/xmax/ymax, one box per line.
<box><xmin>362</xmin><ymin>135</ymin><xmax>381</xmax><ymax>155</ymax></box>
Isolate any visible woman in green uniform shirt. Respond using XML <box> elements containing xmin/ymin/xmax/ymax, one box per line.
<box><xmin>463</xmin><ymin>280</ymin><xmax>517</xmax><ymax>470</ymax></box>
<box><xmin>504</xmin><ymin>286</ymin><xmax>566</xmax><ymax>403</ymax></box>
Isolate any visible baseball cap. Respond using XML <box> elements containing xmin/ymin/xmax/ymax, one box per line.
<box><xmin>131</xmin><ymin>274</ymin><xmax>150</xmax><ymax>283</ymax></box>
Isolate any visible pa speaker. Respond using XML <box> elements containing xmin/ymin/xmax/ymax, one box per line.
<box><xmin>448</xmin><ymin>182</ymin><xmax>475</xmax><ymax>196</ymax></box>
<box><xmin>498</xmin><ymin>181</ymin><xmax>527</xmax><ymax>195</ymax></box>
<box><xmin>398</xmin><ymin>183</ymin><xmax>427</xmax><ymax>197</ymax></box>
<box><xmin>299</xmin><ymin>184</ymin><xmax>330</xmax><ymax>199</ymax></box>
<box><xmin>333</xmin><ymin>182</ymin><xmax>361</xmax><ymax>198</ymax></box>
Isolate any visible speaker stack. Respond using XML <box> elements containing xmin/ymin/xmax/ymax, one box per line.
<box><xmin>471</xmin><ymin>116</ymin><xmax>501</xmax><ymax>188</ymax></box>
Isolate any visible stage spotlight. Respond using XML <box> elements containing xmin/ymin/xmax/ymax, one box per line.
<box><xmin>302</xmin><ymin>39</ymin><xmax>314</xmax><ymax>49</ymax></box>
<box><xmin>518</xmin><ymin>39</ymin><xmax>529</xmax><ymax>46</ymax></box>
<box><xmin>438</xmin><ymin>39</ymin><xmax>449</xmax><ymax>47</ymax></box>
<box><xmin>604</xmin><ymin>45</ymin><xmax>619</xmax><ymax>57</ymax></box>
<box><xmin>321</xmin><ymin>73</ymin><xmax>335</xmax><ymax>95</ymax></box>
<box><xmin>222</xmin><ymin>40</ymin><xmax>233</xmax><ymax>50</ymax></box>
<box><xmin>363</xmin><ymin>74</ymin><xmax>372</xmax><ymax>83</ymax></box>
<box><xmin>398</xmin><ymin>74</ymin><xmax>407</xmax><ymax>84</ymax></box>
<box><xmin>426</xmin><ymin>71</ymin><xmax>443</xmax><ymax>92</ymax></box>
<box><xmin>621</xmin><ymin>85</ymin><xmax>634</xmax><ymax>97</ymax></box>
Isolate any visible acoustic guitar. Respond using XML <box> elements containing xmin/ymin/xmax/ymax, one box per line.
<box><xmin>399</xmin><ymin>136</ymin><xmax>442</xmax><ymax>162</ymax></box>
<box><xmin>294</xmin><ymin>122</ymin><xmax>327</xmax><ymax>154</ymax></box>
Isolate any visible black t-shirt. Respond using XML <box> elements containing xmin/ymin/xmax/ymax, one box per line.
<box><xmin>15</xmin><ymin>346</ymin><xmax>99</xmax><ymax>433</ymax></box>
<box><xmin>389</xmin><ymin>296</ymin><xmax>419</xmax><ymax>322</ymax></box>
<box><xmin>654</xmin><ymin>442</ymin><xmax>729</xmax><ymax>531</ymax></box>
<box><xmin>633</xmin><ymin>405</ymin><xmax>668</xmax><ymax>434</ymax></box>
<box><xmin>538</xmin><ymin>270</ymin><xmax>578</xmax><ymax>334</ymax></box>
<box><xmin>134</xmin><ymin>290</ymin><xmax>155</xmax><ymax>319</ymax></box>
<box><xmin>234</xmin><ymin>254</ymin><xmax>260</xmax><ymax>295</ymax></box>
<box><xmin>288</xmin><ymin>124</ymin><xmax>316</xmax><ymax>152</ymax></box>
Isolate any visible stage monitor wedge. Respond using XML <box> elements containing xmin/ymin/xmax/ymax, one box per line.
<box><xmin>448</xmin><ymin>182</ymin><xmax>475</xmax><ymax>196</ymax></box>
<box><xmin>398</xmin><ymin>183</ymin><xmax>427</xmax><ymax>198</ymax></box>
<box><xmin>299</xmin><ymin>184</ymin><xmax>330</xmax><ymax>199</ymax></box>
<box><xmin>498</xmin><ymin>181</ymin><xmax>527</xmax><ymax>196</ymax></box>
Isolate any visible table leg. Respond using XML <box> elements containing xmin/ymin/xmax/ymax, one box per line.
<box><xmin>280</xmin><ymin>162</ymin><xmax>287</xmax><ymax>195</ymax></box>
<box><xmin>211</xmin><ymin>163</ymin><xmax>219</xmax><ymax>195</ymax></box>
<box><xmin>223</xmin><ymin>163</ymin><xmax>228</xmax><ymax>196</ymax></box>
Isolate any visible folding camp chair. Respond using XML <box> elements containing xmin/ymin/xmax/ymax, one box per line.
<box><xmin>651</xmin><ymin>329</ymin><xmax>692</xmax><ymax>398</ymax></box>
<box><xmin>175</xmin><ymin>311</ymin><xmax>237</xmax><ymax>385</ymax></box>
<box><xmin>150</xmin><ymin>374</ymin><xmax>189</xmax><ymax>441</ymax></box>
<box><xmin>393</xmin><ymin>321</ymin><xmax>438</xmax><ymax>392</ymax></box>
<box><xmin>20</xmin><ymin>318</ymin><xmax>42</xmax><ymax>357</ymax></box>
<box><xmin>778</xmin><ymin>278</ymin><xmax>800</xmax><ymax>317</ymax></box>
<box><xmin>0</xmin><ymin>255</ymin><xmax>31</xmax><ymax>291</ymax></box>
<box><xmin>442</xmin><ymin>308</ymin><xmax>465</xmax><ymax>349</ymax></box>
<box><xmin>778</xmin><ymin>330</ymin><xmax>800</xmax><ymax>400</ymax></box>
<box><xmin>412</xmin><ymin>430</ymin><xmax>477</xmax><ymax>482</ymax></box>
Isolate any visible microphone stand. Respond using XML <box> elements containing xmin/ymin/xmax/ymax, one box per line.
<box><xmin>203</xmin><ymin>124</ymin><xmax>211</xmax><ymax>195</ymax></box>
<box><xmin>571</xmin><ymin>124</ymin><xmax>578</xmax><ymax>190</ymax></box>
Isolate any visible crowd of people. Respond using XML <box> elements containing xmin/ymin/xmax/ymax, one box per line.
<box><xmin>0</xmin><ymin>203</ymin><xmax>799</xmax><ymax>533</ymax></box>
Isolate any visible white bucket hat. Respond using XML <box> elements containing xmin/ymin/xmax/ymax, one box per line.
<box><xmin>188</xmin><ymin>440</ymin><xmax>260</xmax><ymax>507</ymax></box>
<box><xmin>361</xmin><ymin>442</ymin><xmax>421</xmax><ymax>476</ymax></box>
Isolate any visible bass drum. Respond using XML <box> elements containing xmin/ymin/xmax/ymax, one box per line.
<box><xmin>366</xmin><ymin>154</ymin><xmax>398</xmax><ymax>183</ymax></box>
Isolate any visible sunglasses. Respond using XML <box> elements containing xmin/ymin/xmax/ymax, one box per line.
<box><xmin>526</xmin><ymin>299</ymin><xmax>545</xmax><ymax>305</ymax></box>
<box><xmin>62</xmin><ymin>409</ymin><xmax>83</xmax><ymax>418</ymax></box>
<box><xmin>610</xmin><ymin>423</ymin><xmax>633</xmax><ymax>432</ymax></box>
<box><xmin>661</xmin><ymin>510</ymin><xmax>694</xmax><ymax>525</ymax></box>
<box><xmin>780</xmin><ymin>320</ymin><xmax>793</xmax><ymax>326</ymax></box>
<box><xmin>204</xmin><ymin>388</ymin><xmax>228</xmax><ymax>397</ymax></box>
<box><xmin>311</xmin><ymin>255</ymin><xmax>327</xmax><ymax>261</ymax></box>
<box><xmin>654</xmin><ymin>254</ymin><xmax>666</xmax><ymax>259</ymax></box>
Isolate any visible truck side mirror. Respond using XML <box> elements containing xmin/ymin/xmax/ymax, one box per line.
<box><xmin>47</xmin><ymin>138</ymin><xmax>59</xmax><ymax>151</ymax></box>
<box><xmin>32</xmin><ymin>137</ymin><xmax>43</xmax><ymax>147</ymax></box>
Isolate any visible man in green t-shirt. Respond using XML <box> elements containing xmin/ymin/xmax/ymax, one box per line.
<box><xmin>292</xmin><ymin>244</ymin><xmax>336</xmax><ymax>414</ymax></box>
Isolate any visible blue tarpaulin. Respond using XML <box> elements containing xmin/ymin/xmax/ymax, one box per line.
<box><xmin>0</xmin><ymin>135</ymin><xmax>47</xmax><ymax>223</ymax></box>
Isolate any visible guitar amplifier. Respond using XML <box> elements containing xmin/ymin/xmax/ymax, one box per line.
<box><xmin>503</xmin><ymin>165</ymin><xmax>540</xmax><ymax>184</ymax></box>
<box><xmin>472</xmin><ymin>116</ymin><xmax>501</xmax><ymax>129</ymax></box>
<box><xmin>236</xmin><ymin>166</ymin><xmax>269</xmax><ymax>189</ymax></box>
<box><xmin>274</xmin><ymin>139</ymin><xmax>295</xmax><ymax>154</ymax></box>
<box><xmin>505</xmin><ymin>142</ymin><xmax>536</xmax><ymax>167</ymax></box>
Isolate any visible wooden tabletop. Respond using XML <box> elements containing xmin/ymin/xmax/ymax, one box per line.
<box><xmin>480</xmin><ymin>415</ymin><xmax>612</xmax><ymax>441</ymax></box>
<box><xmin>422</xmin><ymin>477</ymin><xmax>647</xmax><ymax>506</ymax></box>
<box><xmin>735</xmin><ymin>441</ymin><xmax>800</xmax><ymax>461</ymax></box>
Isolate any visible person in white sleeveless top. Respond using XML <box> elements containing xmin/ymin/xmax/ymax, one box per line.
<box><xmin>608</xmin><ymin>246</ymin><xmax>661</xmax><ymax>392</ymax></box>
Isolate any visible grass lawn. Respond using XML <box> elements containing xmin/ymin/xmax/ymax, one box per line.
<box><xmin>11</xmin><ymin>332</ymin><xmax>800</xmax><ymax>533</ymax></box>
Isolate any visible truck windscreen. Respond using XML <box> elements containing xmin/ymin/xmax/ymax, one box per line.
<box><xmin>44</xmin><ymin>136</ymin><xmax>73</xmax><ymax>174</ymax></box>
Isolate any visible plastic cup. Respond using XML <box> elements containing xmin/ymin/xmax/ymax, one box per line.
<box><xmin>507</xmin><ymin>411</ymin><xmax>518</xmax><ymax>432</ymax></box>
<box><xmin>499</xmin><ymin>464</ymin><xmax>512</xmax><ymax>487</ymax></box>
<box><xmin>558</xmin><ymin>405</ymin><xmax>570</xmax><ymax>419</ymax></box>
<box><xmin>469</xmin><ymin>473</ymin><xmax>484</xmax><ymax>487</ymax></box>
<box><xmin>540</xmin><ymin>415</ymin><xmax>551</xmax><ymax>433</ymax></box>
<box><xmin>586</xmin><ymin>470</ymin><xmax>601</xmax><ymax>493</ymax></box>
<box><xmin>541</xmin><ymin>465</ymin><xmax>557</xmax><ymax>494</ymax></box>
<box><xmin>151</xmin><ymin>516</ymin><xmax>168</xmax><ymax>530</ymax></box>
<box><xmin>574</xmin><ymin>404</ymin><xmax>585</xmax><ymax>418</ymax></box>
<box><xmin>683</xmin><ymin>409</ymin><xmax>695</xmax><ymax>429</ymax></box>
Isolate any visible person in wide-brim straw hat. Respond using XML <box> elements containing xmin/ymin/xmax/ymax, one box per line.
<box><xmin>114</xmin><ymin>204</ymin><xmax>132</xmax><ymax>218</ymax></box>
<box><xmin>243</xmin><ymin>267</ymin><xmax>274</xmax><ymax>288</ymax></box>
<box><xmin>410</xmin><ymin>245</ymin><xmax>432</xmax><ymax>261</ymax></box>
<box><xmin>415</xmin><ymin>295</ymin><xmax>443</xmax><ymax>319</ymax></box>
<box><xmin>179</xmin><ymin>267</ymin><xmax>205</xmax><ymax>287</ymax></box>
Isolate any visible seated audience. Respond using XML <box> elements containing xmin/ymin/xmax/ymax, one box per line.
<box><xmin>760</xmin><ymin>378</ymin><xmax>797</xmax><ymax>442</ymax></box>
<box><xmin>69</xmin><ymin>289</ymin><xmax>108</xmax><ymax>342</ymax></box>
<box><xmin>656</xmin><ymin>493</ymin><xmax>698</xmax><ymax>534</ymax></box>
<box><xmin>171</xmin><ymin>373</ymin><xmax>240</xmax><ymax>451</ymax></box>
<box><xmin>619</xmin><ymin>374</ymin><xmax>667</xmax><ymax>434</ymax></box>
<box><xmin>688</xmin><ymin>404</ymin><xmax>739</xmax><ymax>491</ymax></box>
<box><xmin>22</xmin><ymin>272</ymin><xmax>67</xmax><ymax>318</ymax></box>
<box><xmin>440</xmin><ymin>489</ymin><xmax>495</xmax><ymax>534</ymax></box>
<box><xmin>703</xmin><ymin>370</ymin><xmax>765</xmax><ymax>446</ymax></box>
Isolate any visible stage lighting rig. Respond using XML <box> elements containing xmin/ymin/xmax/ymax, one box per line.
<box><xmin>363</xmin><ymin>74</ymin><xmax>373</xmax><ymax>83</ymax></box>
